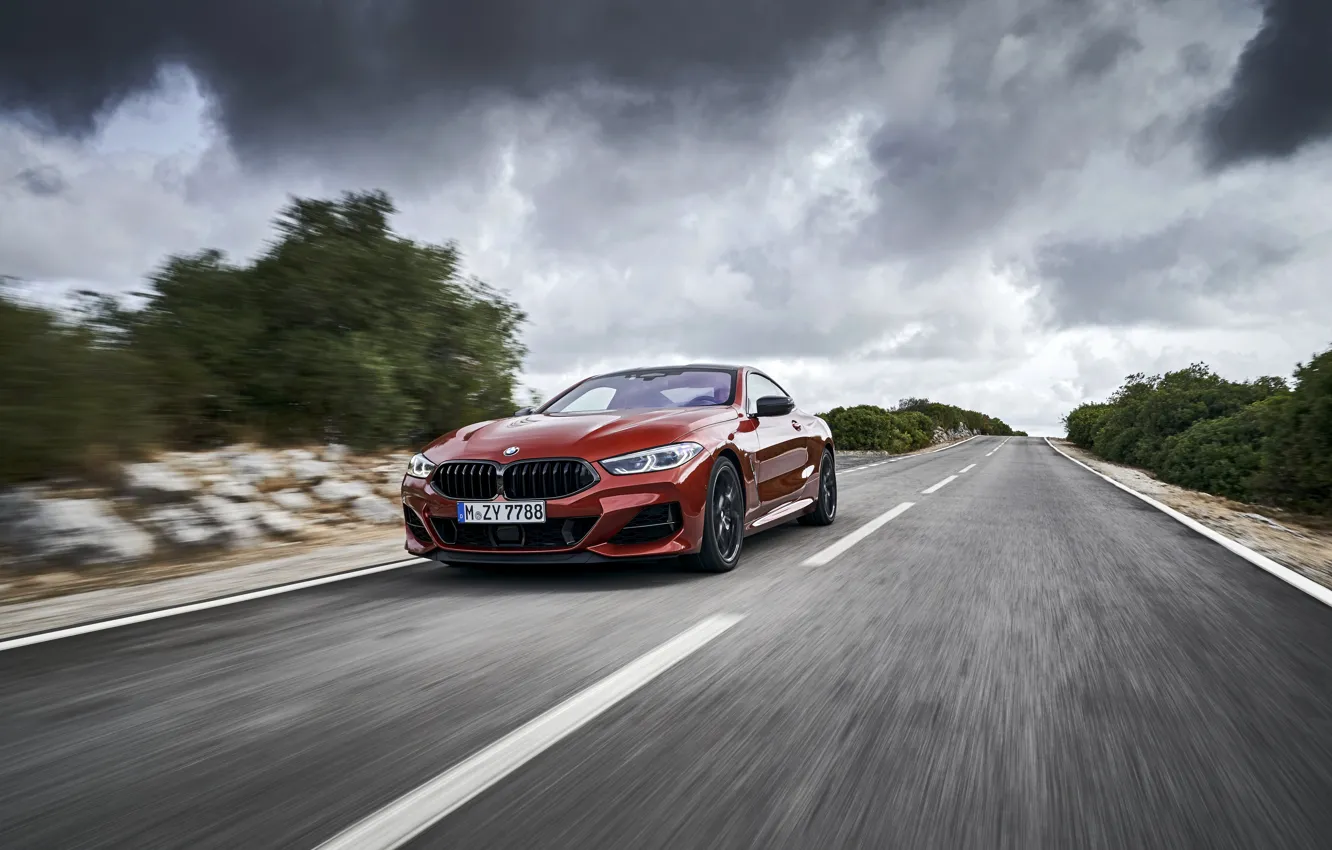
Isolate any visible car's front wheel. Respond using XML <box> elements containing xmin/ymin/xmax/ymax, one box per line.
<box><xmin>798</xmin><ymin>447</ymin><xmax>837</xmax><ymax>526</ymax></box>
<box><xmin>682</xmin><ymin>456</ymin><xmax>744</xmax><ymax>573</ymax></box>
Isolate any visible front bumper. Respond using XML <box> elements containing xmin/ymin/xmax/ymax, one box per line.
<box><xmin>400</xmin><ymin>453</ymin><xmax>713</xmax><ymax>561</ymax></box>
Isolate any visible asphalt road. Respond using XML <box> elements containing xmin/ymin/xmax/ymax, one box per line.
<box><xmin>3</xmin><ymin>437</ymin><xmax>1331</xmax><ymax>849</ymax></box>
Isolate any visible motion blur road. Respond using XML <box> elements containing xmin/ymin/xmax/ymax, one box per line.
<box><xmin>3</xmin><ymin>437</ymin><xmax>1331</xmax><ymax>849</ymax></box>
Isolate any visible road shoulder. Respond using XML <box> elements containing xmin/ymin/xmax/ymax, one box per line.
<box><xmin>0</xmin><ymin>532</ymin><xmax>413</xmax><ymax>641</ymax></box>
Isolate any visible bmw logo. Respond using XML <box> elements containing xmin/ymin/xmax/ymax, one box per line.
<box><xmin>503</xmin><ymin>446</ymin><xmax>520</xmax><ymax>456</ymax></box>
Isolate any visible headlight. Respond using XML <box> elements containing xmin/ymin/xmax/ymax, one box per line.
<box><xmin>405</xmin><ymin>453</ymin><xmax>437</xmax><ymax>479</ymax></box>
<box><xmin>599</xmin><ymin>442</ymin><xmax>705</xmax><ymax>475</ymax></box>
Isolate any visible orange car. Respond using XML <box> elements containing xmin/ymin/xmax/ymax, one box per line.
<box><xmin>400</xmin><ymin>364</ymin><xmax>836</xmax><ymax>572</ymax></box>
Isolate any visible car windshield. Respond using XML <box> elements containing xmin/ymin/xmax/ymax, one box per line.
<box><xmin>542</xmin><ymin>369</ymin><xmax>736</xmax><ymax>413</ymax></box>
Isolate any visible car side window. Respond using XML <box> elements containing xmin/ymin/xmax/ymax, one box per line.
<box><xmin>745</xmin><ymin>373</ymin><xmax>789</xmax><ymax>414</ymax></box>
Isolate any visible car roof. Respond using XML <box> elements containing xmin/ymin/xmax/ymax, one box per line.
<box><xmin>591</xmin><ymin>363</ymin><xmax>755</xmax><ymax>378</ymax></box>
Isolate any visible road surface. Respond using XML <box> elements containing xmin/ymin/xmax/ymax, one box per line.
<box><xmin>3</xmin><ymin>437</ymin><xmax>1331</xmax><ymax>849</ymax></box>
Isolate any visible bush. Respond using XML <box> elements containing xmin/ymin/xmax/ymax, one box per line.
<box><xmin>1257</xmin><ymin>348</ymin><xmax>1332</xmax><ymax>512</ymax></box>
<box><xmin>1063</xmin><ymin>402</ymin><xmax>1112</xmax><ymax>448</ymax></box>
<box><xmin>893</xmin><ymin>397</ymin><xmax>1020</xmax><ymax>436</ymax></box>
<box><xmin>0</xmin><ymin>296</ymin><xmax>157</xmax><ymax>484</ymax></box>
<box><xmin>1155</xmin><ymin>397</ymin><xmax>1287</xmax><ymax>502</ymax></box>
<box><xmin>1063</xmin><ymin>349</ymin><xmax>1332</xmax><ymax>515</ymax></box>
<box><xmin>820</xmin><ymin>402</ymin><xmax>1011</xmax><ymax>453</ymax></box>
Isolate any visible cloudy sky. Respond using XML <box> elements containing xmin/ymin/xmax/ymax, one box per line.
<box><xmin>2</xmin><ymin>0</ymin><xmax>1330</xmax><ymax>435</ymax></box>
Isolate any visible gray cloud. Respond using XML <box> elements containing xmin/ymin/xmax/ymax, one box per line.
<box><xmin>1068</xmin><ymin>25</ymin><xmax>1142</xmax><ymax>80</ymax></box>
<box><xmin>1202</xmin><ymin>0</ymin><xmax>1332</xmax><ymax>168</ymax></box>
<box><xmin>0</xmin><ymin>0</ymin><xmax>943</xmax><ymax>164</ymax></box>
<box><xmin>1033</xmin><ymin>215</ymin><xmax>1300</xmax><ymax>328</ymax></box>
<box><xmin>1177</xmin><ymin>42</ymin><xmax>1214</xmax><ymax>79</ymax></box>
<box><xmin>12</xmin><ymin>164</ymin><xmax>66</xmax><ymax>197</ymax></box>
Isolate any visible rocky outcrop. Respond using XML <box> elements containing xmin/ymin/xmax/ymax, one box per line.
<box><xmin>0</xmin><ymin>490</ymin><xmax>155</xmax><ymax>568</ymax></box>
<box><xmin>0</xmin><ymin>445</ymin><xmax>410</xmax><ymax>572</ymax></box>
<box><xmin>933</xmin><ymin>425</ymin><xmax>977</xmax><ymax>443</ymax></box>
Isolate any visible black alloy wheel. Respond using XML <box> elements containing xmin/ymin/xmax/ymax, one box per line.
<box><xmin>683</xmin><ymin>457</ymin><xmax>744</xmax><ymax>573</ymax></box>
<box><xmin>799</xmin><ymin>447</ymin><xmax>837</xmax><ymax>526</ymax></box>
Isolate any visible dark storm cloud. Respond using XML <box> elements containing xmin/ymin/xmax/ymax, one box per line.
<box><xmin>0</xmin><ymin>0</ymin><xmax>935</xmax><ymax>160</ymax></box>
<box><xmin>1067</xmin><ymin>25</ymin><xmax>1142</xmax><ymax>80</ymax></box>
<box><xmin>1033</xmin><ymin>217</ymin><xmax>1299</xmax><ymax>327</ymax></box>
<box><xmin>1202</xmin><ymin>0</ymin><xmax>1332</xmax><ymax>168</ymax></box>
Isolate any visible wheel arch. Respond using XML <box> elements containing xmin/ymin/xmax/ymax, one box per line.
<box><xmin>714</xmin><ymin>446</ymin><xmax>748</xmax><ymax>510</ymax></box>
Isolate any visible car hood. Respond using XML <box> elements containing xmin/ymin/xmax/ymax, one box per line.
<box><xmin>424</xmin><ymin>407</ymin><xmax>741</xmax><ymax>463</ymax></box>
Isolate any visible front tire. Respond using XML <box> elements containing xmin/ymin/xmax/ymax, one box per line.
<box><xmin>799</xmin><ymin>447</ymin><xmax>837</xmax><ymax>526</ymax></box>
<box><xmin>682</xmin><ymin>456</ymin><xmax>744</xmax><ymax>573</ymax></box>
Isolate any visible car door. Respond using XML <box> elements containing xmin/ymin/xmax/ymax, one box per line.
<box><xmin>745</xmin><ymin>371</ymin><xmax>814</xmax><ymax>506</ymax></box>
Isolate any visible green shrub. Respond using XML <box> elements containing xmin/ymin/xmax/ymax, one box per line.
<box><xmin>1063</xmin><ymin>350</ymin><xmax>1332</xmax><ymax>515</ymax></box>
<box><xmin>1256</xmin><ymin>348</ymin><xmax>1332</xmax><ymax>512</ymax></box>
<box><xmin>1063</xmin><ymin>402</ymin><xmax>1112</xmax><ymax>448</ymax></box>
<box><xmin>0</xmin><ymin>296</ymin><xmax>157</xmax><ymax>484</ymax></box>
<box><xmin>1155</xmin><ymin>397</ymin><xmax>1287</xmax><ymax>502</ymax></box>
<box><xmin>821</xmin><ymin>402</ymin><xmax>1010</xmax><ymax>453</ymax></box>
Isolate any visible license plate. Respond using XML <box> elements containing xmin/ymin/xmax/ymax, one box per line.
<box><xmin>457</xmin><ymin>501</ymin><xmax>546</xmax><ymax>524</ymax></box>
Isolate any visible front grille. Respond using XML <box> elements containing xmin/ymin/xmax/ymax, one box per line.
<box><xmin>609</xmin><ymin>503</ymin><xmax>681</xmax><ymax>545</ymax></box>
<box><xmin>403</xmin><ymin>506</ymin><xmax>432</xmax><ymax>545</ymax></box>
<box><xmin>432</xmin><ymin>462</ymin><xmax>499</xmax><ymax>500</ymax></box>
<box><xmin>428</xmin><ymin>515</ymin><xmax>598</xmax><ymax>550</ymax></box>
<box><xmin>503</xmin><ymin>460</ymin><xmax>597</xmax><ymax>500</ymax></box>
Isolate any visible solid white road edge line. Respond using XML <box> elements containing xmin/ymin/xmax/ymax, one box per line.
<box><xmin>921</xmin><ymin>475</ymin><xmax>958</xmax><ymax>494</ymax></box>
<box><xmin>0</xmin><ymin>557</ymin><xmax>427</xmax><ymax>652</ymax></box>
<box><xmin>1044</xmin><ymin>437</ymin><xmax>1332</xmax><ymax>610</ymax></box>
<box><xmin>315</xmin><ymin>613</ymin><xmax>746</xmax><ymax>850</ymax></box>
<box><xmin>802</xmin><ymin>502</ymin><xmax>914</xmax><ymax>566</ymax></box>
<box><xmin>959</xmin><ymin>464</ymin><xmax>976</xmax><ymax>473</ymax></box>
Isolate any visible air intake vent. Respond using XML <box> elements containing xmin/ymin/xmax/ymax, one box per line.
<box><xmin>609</xmin><ymin>503</ymin><xmax>681</xmax><ymax>545</ymax></box>
<box><xmin>403</xmin><ymin>506</ymin><xmax>432</xmax><ymax>545</ymax></box>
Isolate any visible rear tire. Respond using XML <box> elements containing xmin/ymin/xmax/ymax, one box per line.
<box><xmin>682</xmin><ymin>456</ymin><xmax>744</xmax><ymax>573</ymax></box>
<box><xmin>798</xmin><ymin>447</ymin><xmax>837</xmax><ymax>526</ymax></box>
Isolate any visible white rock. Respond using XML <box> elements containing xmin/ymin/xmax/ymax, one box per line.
<box><xmin>312</xmin><ymin>479</ymin><xmax>373</xmax><ymax>503</ymax></box>
<box><xmin>229</xmin><ymin>451</ymin><xmax>286</xmax><ymax>484</ymax></box>
<box><xmin>324</xmin><ymin>443</ymin><xmax>350</xmax><ymax>461</ymax></box>
<box><xmin>194</xmin><ymin>495</ymin><xmax>264</xmax><ymax>546</ymax></box>
<box><xmin>145</xmin><ymin>504</ymin><xmax>227</xmax><ymax>548</ymax></box>
<box><xmin>284</xmin><ymin>448</ymin><xmax>317</xmax><ymax>462</ymax></box>
<box><xmin>291</xmin><ymin>458</ymin><xmax>334</xmax><ymax>482</ymax></box>
<box><xmin>350</xmin><ymin>495</ymin><xmax>399</xmax><ymax>524</ymax></box>
<box><xmin>270</xmin><ymin>489</ymin><xmax>314</xmax><ymax>512</ymax></box>
<box><xmin>0</xmin><ymin>490</ymin><xmax>154</xmax><ymax>567</ymax></box>
<box><xmin>256</xmin><ymin>508</ymin><xmax>305</xmax><ymax>537</ymax></box>
<box><xmin>210</xmin><ymin>479</ymin><xmax>261</xmax><ymax>501</ymax></box>
<box><xmin>123</xmin><ymin>462</ymin><xmax>196</xmax><ymax>502</ymax></box>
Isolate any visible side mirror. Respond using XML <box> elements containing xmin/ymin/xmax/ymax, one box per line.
<box><xmin>513</xmin><ymin>407</ymin><xmax>534</xmax><ymax>417</ymax></box>
<box><xmin>754</xmin><ymin>395</ymin><xmax>795</xmax><ymax>417</ymax></box>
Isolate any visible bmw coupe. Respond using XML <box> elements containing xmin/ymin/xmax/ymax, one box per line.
<box><xmin>400</xmin><ymin>364</ymin><xmax>837</xmax><ymax>572</ymax></box>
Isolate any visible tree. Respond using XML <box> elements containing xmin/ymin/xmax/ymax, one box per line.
<box><xmin>126</xmin><ymin>190</ymin><xmax>527</xmax><ymax>450</ymax></box>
